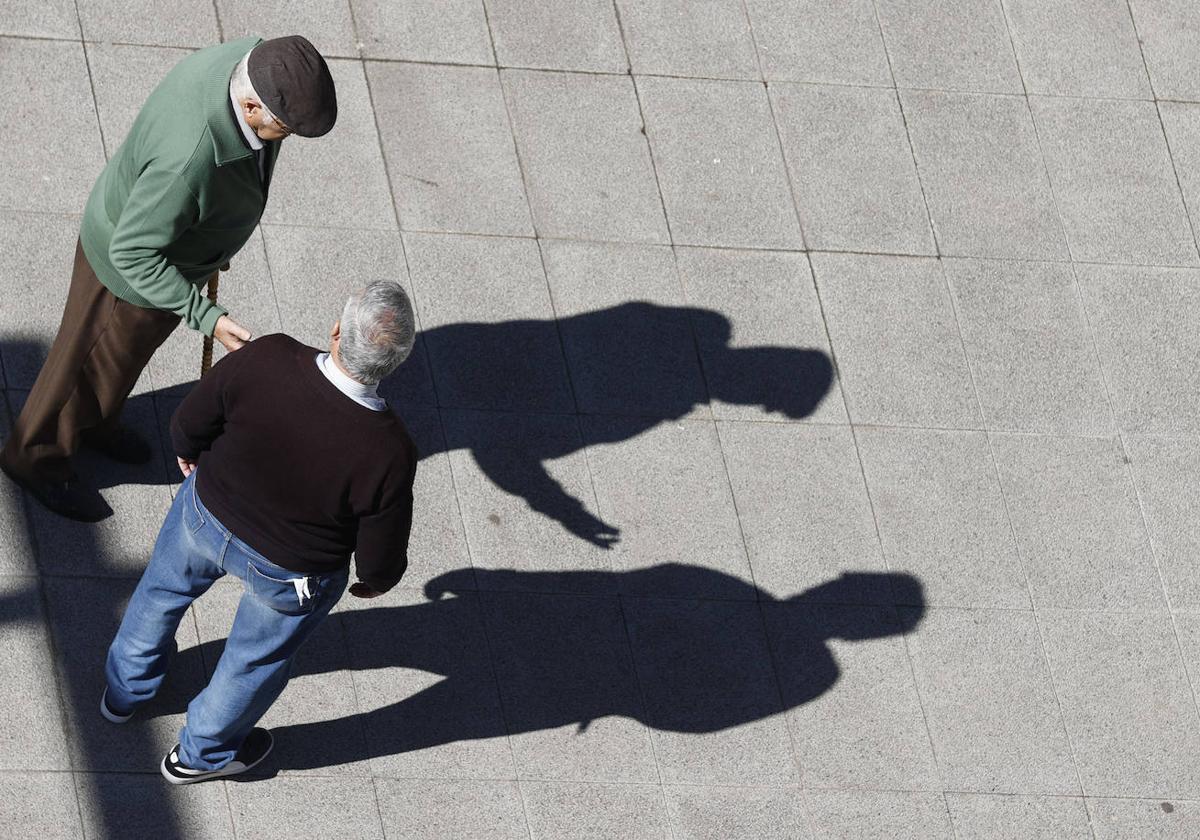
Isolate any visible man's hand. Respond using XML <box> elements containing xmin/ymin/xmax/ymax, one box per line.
<box><xmin>213</xmin><ymin>315</ymin><xmax>251</xmax><ymax>352</ymax></box>
<box><xmin>349</xmin><ymin>582</ymin><xmax>384</xmax><ymax>599</ymax></box>
<box><xmin>177</xmin><ymin>456</ymin><xmax>197</xmax><ymax>478</ymax></box>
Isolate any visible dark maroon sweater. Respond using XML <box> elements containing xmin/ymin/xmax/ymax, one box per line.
<box><xmin>171</xmin><ymin>334</ymin><xmax>417</xmax><ymax>592</ymax></box>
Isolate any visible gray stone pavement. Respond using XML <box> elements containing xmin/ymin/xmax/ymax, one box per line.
<box><xmin>3</xmin><ymin>0</ymin><xmax>1200</xmax><ymax>837</ymax></box>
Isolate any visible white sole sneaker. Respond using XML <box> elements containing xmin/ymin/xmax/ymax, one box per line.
<box><xmin>160</xmin><ymin>728</ymin><xmax>274</xmax><ymax>785</ymax></box>
<box><xmin>100</xmin><ymin>688</ymin><xmax>133</xmax><ymax>724</ymax></box>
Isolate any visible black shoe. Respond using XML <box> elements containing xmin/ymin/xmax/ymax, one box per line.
<box><xmin>100</xmin><ymin>688</ymin><xmax>133</xmax><ymax>724</ymax></box>
<box><xmin>160</xmin><ymin>728</ymin><xmax>274</xmax><ymax>785</ymax></box>
<box><xmin>0</xmin><ymin>462</ymin><xmax>111</xmax><ymax>522</ymax></box>
<box><xmin>81</xmin><ymin>426</ymin><xmax>153</xmax><ymax>465</ymax></box>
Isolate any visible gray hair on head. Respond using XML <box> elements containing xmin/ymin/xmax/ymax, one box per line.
<box><xmin>230</xmin><ymin>51</ymin><xmax>280</xmax><ymax>127</ymax></box>
<box><xmin>339</xmin><ymin>281</ymin><xmax>416</xmax><ymax>385</ymax></box>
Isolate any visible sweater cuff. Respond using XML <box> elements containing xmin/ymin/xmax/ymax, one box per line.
<box><xmin>197</xmin><ymin>302</ymin><xmax>227</xmax><ymax>337</ymax></box>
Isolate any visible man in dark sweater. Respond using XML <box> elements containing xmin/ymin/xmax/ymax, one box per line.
<box><xmin>101</xmin><ymin>281</ymin><xmax>417</xmax><ymax>784</ymax></box>
<box><xmin>0</xmin><ymin>35</ymin><xmax>337</xmax><ymax>522</ymax></box>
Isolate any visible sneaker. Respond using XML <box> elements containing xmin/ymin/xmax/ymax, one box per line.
<box><xmin>160</xmin><ymin>728</ymin><xmax>274</xmax><ymax>785</ymax></box>
<box><xmin>81</xmin><ymin>426</ymin><xmax>153</xmax><ymax>466</ymax></box>
<box><xmin>0</xmin><ymin>462</ymin><xmax>111</xmax><ymax>522</ymax></box>
<box><xmin>100</xmin><ymin>687</ymin><xmax>133</xmax><ymax>724</ymax></box>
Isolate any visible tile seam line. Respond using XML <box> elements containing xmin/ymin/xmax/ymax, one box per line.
<box><xmin>591</xmin><ymin>6</ymin><xmax>752</xmax><ymax>827</ymax></box>
<box><xmin>3</xmin><ymin>27</ymin><xmax>1200</xmax><ymax>105</ymax></box>
<box><xmin>14</xmin><ymin>209</ymin><xmax>1200</xmax><ymax>272</ymax></box>
<box><xmin>0</xmin><ymin>393</ymin><xmax>88</xmax><ymax>840</ymax></box>
<box><xmin>343</xmin><ymin>1</ymin><xmax>433</xmax><ymax>834</ymax></box>
<box><xmin>8</xmin><ymin>383</ymin><xmax>1195</xmax><ymax>440</ymax></box>
<box><xmin>1120</xmin><ymin>0</ymin><xmax>1200</xmax><ymax>264</ymax></box>
<box><xmin>602</xmin><ymin>3</ymin><xmax>685</xmax><ymax>834</ymax></box>
<box><xmin>991</xmin><ymin>0</ymin><xmax>1097</xmax><ymax>817</ymax></box>
<box><xmin>351</xmin><ymin>3</ymin><xmax>460</xmax><ymax>634</ymax></box>
<box><xmin>477</xmin><ymin>10</ymin><xmax>621</xmax><ymax>815</ymax></box>
<box><xmin>350</xmin><ymin>18</ymin><xmax>437</xmax><ymax>406</ymax></box>
<box><xmin>208</xmin><ymin>0</ymin><xmax>224</xmax><ymax>42</ymax></box>
<box><xmin>43</xmin><ymin>767</ymin><xmax>1200</xmax><ymax>800</ymax></box>
<box><xmin>860</xmin><ymin>1</ymin><xmax>955</xmax><ymax>812</ymax></box>
<box><xmin>263</xmin><ymin>225</ymin><xmax>1200</xmax><ymax>270</ymax></box>
<box><xmin>451</xmin><ymin>6</ymin><xmax>543</xmax><ymax>839</ymax></box>
<box><xmin>867</xmin><ymin>1</ymin><xmax>943</xmax><ymax>260</ymax></box>
<box><xmin>2</xmin><ymin>28</ymin><xmax>1198</xmax><ymax>104</ymax></box>
<box><xmin>68</xmin><ymin>4</ymin><xmax>190</xmax><ymax>833</ymax></box>
<box><xmin>251</xmin><ymin>230</ymin><xmax>288</xmax><ymax>367</ymax></box>
<box><xmin>1116</xmin><ymin>0</ymin><xmax>1200</xmax><ymax>766</ymax></box>
<box><xmin>21</xmin><ymin>574</ymin><xmax>1198</xmax><ymax>612</ymax></box>
<box><xmin>732</xmin><ymin>7</ymin><xmax>832</xmax><ymax>831</ymax></box>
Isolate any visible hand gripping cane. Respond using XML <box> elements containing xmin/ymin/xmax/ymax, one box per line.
<box><xmin>200</xmin><ymin>271</ymin><xmax>220</xmax><ymax>377</ymax></box>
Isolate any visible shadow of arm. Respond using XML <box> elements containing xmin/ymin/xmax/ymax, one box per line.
<box><xmin>471</xmin><ymin>448</ymin><xmax>619</xmax><ymax>549</ymax></box>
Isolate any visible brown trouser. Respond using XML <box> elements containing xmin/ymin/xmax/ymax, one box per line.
<box><xmin>1</xmin><ymin>240</ymin><xmax>182</xmax><ymax>481</ymax></box>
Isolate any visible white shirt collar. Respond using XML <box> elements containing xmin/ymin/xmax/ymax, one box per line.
<box><xmin>229</xmin><ymin>84</ymin><xmax>264</xmax><ymax>151</ymax></box>
<box><xmin>316</xmin><ymin>352</ymin><xmax>386</xmax><ymax>411</ymax></box>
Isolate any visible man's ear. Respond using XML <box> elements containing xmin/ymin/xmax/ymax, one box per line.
<box><xmin>331</xmin><ymin>320</ymin><xmax>341</xmax><ymax>342</ymax></box>
<box><xmin>241</xmin><ymin>99</ymin><xmax>261</xmax><ymax>126</ymax></box>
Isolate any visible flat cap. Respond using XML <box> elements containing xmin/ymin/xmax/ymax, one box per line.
<box><xmin>248</xmin><ymin>35</ymin><xmax>337</xmax><ymax>137</ymax></box>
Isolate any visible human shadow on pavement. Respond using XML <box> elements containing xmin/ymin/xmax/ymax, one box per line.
<box><xmin>25</xmin><ymin>301</ymin><xmax>833</xmax><ymax>545</ymax></box>
<box><xmin>397</xmin><ymin>302</ymin><xmax>834</xmax><ymax>548</ymax></box>
<box><xmin>165</xmin><ymin>566</ymin><xmax>924</xmax><ymax>773</ymax></box>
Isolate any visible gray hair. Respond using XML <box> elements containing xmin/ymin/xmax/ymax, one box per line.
<box><xmin>230</xmin><ymin>51</ymin><xmax>280</xmax><ymax>127</ymax></box>
<box><xmin>339</xmin><ymin>281</ymin><xmax>416</xmax><ymax>385</ymax></box>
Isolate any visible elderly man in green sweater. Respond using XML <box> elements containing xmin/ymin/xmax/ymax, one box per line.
<box><xmin>0</xmin><ymin>35</ymin><xmax>337</xmax><ymax>521</ymax></box>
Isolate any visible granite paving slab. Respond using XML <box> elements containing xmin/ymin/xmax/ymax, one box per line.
<box><xmin>614</xmin><ymin>0</ymin><xmax>759</xmax><ymax>80</ymax></box>
<box><xmin>1032</xmin><ymin>96</ymin><xmax>1198</xmax><ymax>266</ymax></box>
<box><xmin>352</xmin><ymin>0</ymin><xmax>494</xmax><ymax>64</ymax></box>
<box><xmin>743</xmin><ymin>0</ymin><xmax>891</xmax><ymax>85</ymax></box>
<box><xmin>854</xmin><ymin>426</ymin><xmax>1030</xmax><ymax>609</ymax></box>
<box><xmin>811</xmin><ymin>252</ymin><xmax>981</xmax><ymax>428</ymax></box>
<box><xmin>874</xmin><ymin>0</ymin><xmax>1022</xmax><ymax>94</ymax></box>
<box><xmin>368</xmin><ymin>62</ymin><xmax>533</xmax><ymax>236</ymax></box>
<box><xmin>1039</xmin><ymin>610</ymin><xmax>1200</xmax><ymax>797</ymax></box>
<box><xmin>945</xmin><ymin>257</ymin><xmax>1112</xmax><ymax>435</ymax></box>
<box><xmin>945</xmin><ymin>793</ymin><xmax>1093</xmax><ymax>840</ymax></box>
<box><xmin>0</xmin><ymin>39</ymin><xmax>104</xmax><ymax>216</ymax></box>
<box><xmin>636</xmin><ymin>76</ymin><xmax>803</xmax><ymax>249</ymax></box>
<box><xmin>483</xmin><ymin>0</ymin><xmax>627</xmax><ymax>73</ymax></box>
<box><xmin>900</xmin><ymin>90</ymin><xmax>1068</xmax><ymax>260</ymax></box>
<box><xmin>1004</xmin><ymin>0</ymin><xmax>1151</xmax><ymax>98</ymax></box>
<box><xmin>770</xmin><ymin>84</ymin><xmax>934</xmax><ymax>255</ymax></box>
<box><xmin>501</xmin><ymin>70</ymin><xmax>668</xmax><ymax>244</ymax></box>
<box><xmin>1130</xmin><ymin>0</ymin><xmax>1200</xmax><ymax>100</ymax></box>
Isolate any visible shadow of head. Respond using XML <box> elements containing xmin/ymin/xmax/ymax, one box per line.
<box><xmin>416</xmin><ymin>302</ymin><xmax>835</xmax><ymax>421</ymax></box>
<box><xmin>786</xmin><ymin>571</ymin><xmax>926</xmax><ymax>637</ymax></box>
<box><xmin>685</xmin><ymin>307</ymin><xmax>834</xmax><ymax>420</ymax></box>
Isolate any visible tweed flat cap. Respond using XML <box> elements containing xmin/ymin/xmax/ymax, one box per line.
<box><xmin>248</xmin><ymin>35</ymin><xmax>337</xmax><ymax>137</ymax></box>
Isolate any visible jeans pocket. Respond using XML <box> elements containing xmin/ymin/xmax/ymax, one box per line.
<box><xmin>183</xmin><ymin>475</ymin><xmax>206</xmax><ymax>535</ymax></box>
<box><xmin>245</xmin><ymin>559</ymin><xmax>319</xmax><ymax>616</ymax></box>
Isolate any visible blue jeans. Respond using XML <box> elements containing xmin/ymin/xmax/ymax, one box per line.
<box><xmin>105</xmin><ymin>471</ymin><xmax>348</xmax><ymax>770</ymax></box>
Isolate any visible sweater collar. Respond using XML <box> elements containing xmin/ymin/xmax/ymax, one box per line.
<box><xmin>316</xmin><ymin>352</ymin><xmax>385</xmax><ymax>411</ymax></box>
<box><xmin>207</xmin><ymin>36</ymin><xmax>263</xmax><ymax>167</ymax></box>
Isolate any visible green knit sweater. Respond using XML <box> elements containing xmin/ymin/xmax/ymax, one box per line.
<box><xmin>81</xmin><ymin>36</ymin><xmax>280</xmax><ymax>336</ymax></box>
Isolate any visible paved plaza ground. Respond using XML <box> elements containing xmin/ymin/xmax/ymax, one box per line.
<box><xmin>5</xmin><ymin>0</ymin><xmax>1200</xmax><ymax>837</ymax></box>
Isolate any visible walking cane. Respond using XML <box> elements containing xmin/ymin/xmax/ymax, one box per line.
<box><xmin>200</xmin><ymin>271</ymin><xmax>220</xmax><ymax>377</ymax></box>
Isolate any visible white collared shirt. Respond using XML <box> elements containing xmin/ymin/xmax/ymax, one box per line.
<box><xmin>229</xmin><ymin>84</ymin><xmax>264</xmax><ymax>151</ymax></box>
<box><xmin>316</xmin><ymin>353</ymin><xmax>386</xmax><ymax>411</ymax></box>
